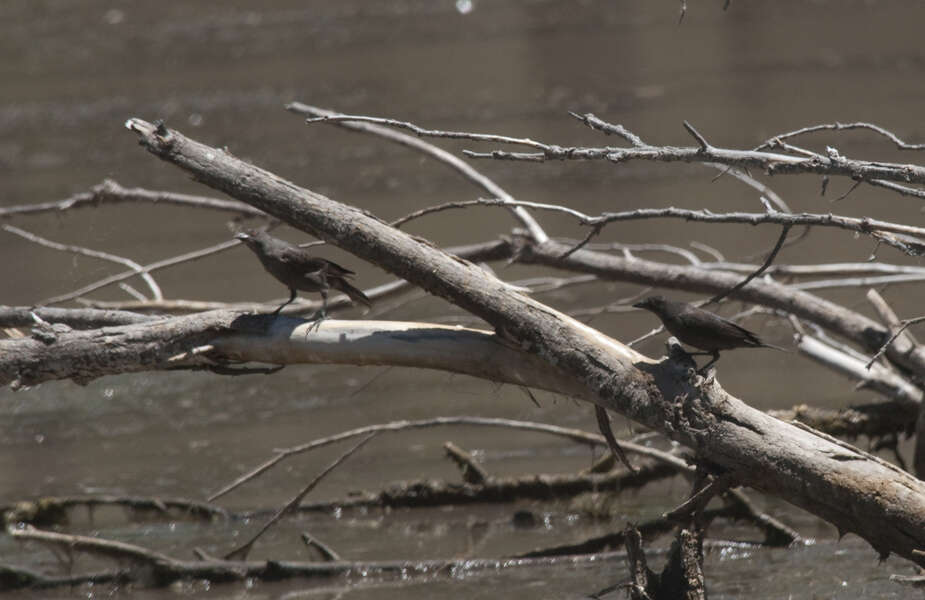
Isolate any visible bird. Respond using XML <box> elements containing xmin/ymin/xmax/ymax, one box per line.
<box><xmin>633</xmin><ymin>295</ymin><xmax>786</xmax><ymax>371</ymax></box>
<box><xmin>234</xmin><ymin>229</ymin><xmax>371</xmax><ymax>317</ymax></box>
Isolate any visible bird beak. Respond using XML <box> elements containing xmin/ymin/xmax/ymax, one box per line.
<box><xmin>632</xmin><ymin>301</ymin><xmax>645</xmax><ymax>309</ymax></box>
<box><xmin>234</xmin><ymin>232</ymin><xmax>250</xmax><ymax>241</ymax></box>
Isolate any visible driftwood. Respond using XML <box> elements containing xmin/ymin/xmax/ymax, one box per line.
<box><xmin>98</xmin><ymin>119</ymin><xmax>922</xmax><ymax>567</ymax></box>
<box><xmin>3</xmin><ymin>115</ymin><xmax>924</xmax><ymax>586</ymax></box>
<box><xmin>1</xmin><ymin>495</ymin><xmax>227</xmax><ymax>527</ymax></box>
<box><xmin>4</xmin><ymin>525</ymin><xmax>631</xmax><ymax>590</ymax></box>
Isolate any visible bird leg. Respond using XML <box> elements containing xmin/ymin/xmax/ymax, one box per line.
<box><xmin>303</xmin><ymin>288</ymin><xmax>330</xmax><ymax>331</ymax></box>
<box><xmin>317</xmin><ymin>289</ymin><xmax>328</xmax><ymax>320</ymax></box>
<box><xmin>697</xmin><ymin>351</ymin><xmax>721</xmax><ymax>375</ymax></box>
<box><xmin>272</xmin><ymin>288</ymin><xmax>298</xmax><ymax>315</ymax></box>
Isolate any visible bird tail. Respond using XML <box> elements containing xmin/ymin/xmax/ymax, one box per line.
<box><xmin>332</xmin><ymin>279</ymin><xmax>371</xmax><ymax>308</ymax></box>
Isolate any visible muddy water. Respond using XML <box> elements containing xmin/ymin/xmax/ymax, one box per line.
<box><xmin>1</xmin><ymin>1</ymin><xmax>922</xmax><ymax>598</ymax></box>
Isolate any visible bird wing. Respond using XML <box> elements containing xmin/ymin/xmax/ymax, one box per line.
<box><xmin>703</xmin><ymin>311</ymin><xmax>765</xmax><ymax>347</ymax></box>
<box><xmin>670</xmin><ymin>305</ymin><xmax>765</xmax><ymax>349</ymax></box>
<box><xmin>314</xmin><ymin>258</ymin><xmax>356</xmax><ymax>278</ymax></box>
<box><xmin>272</xmin><ymin>245</ymin><xmax>311</xmax><ymax>265</ymax></box>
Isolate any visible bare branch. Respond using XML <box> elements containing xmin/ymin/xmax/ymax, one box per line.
<box><xmin>38</xmin><ymin>238</ymin><xmax>242</xmax><ymax>306</ymax></box>
<box><xmin>756</xmin><ymin>122</ymin><xmax>925</xmax><ymax>152</ymax></box>
<box><xmin>704</xmin><ymin>162</ymin><xmax>792</xmax><ymax>213</ymax></box>
<box><xmin>867</xmin><ymin>289</ymin><xmax>919</xmax><ymax>345</ymax></box>
<box><xmin>866</xmin><ymin>178</ymin><xmax>925</xmax><ymax>199</ymax></box>
<box><xmin>682</xmin><ymin>120</ymin><xmax>710</xmax><ymax>151</ymax></box>
<box><xmin>865</xmin><ymin>316</ymin><xmax>925</xmax><ymax>370</ymax></box>
<box><xmin>209</xmin><ymin>415</ymin><xmax>682</xmax><ymax>502</ymax></box>
<box><xmin>304</xmin><ymin>113</ymin><xmax>550</xmax><ymax>150</ymax></box>
<box><xmin>595</xmin><ymin>405</ymin><xmax>635</xmax><ymax>472</ymax></box>
<box><xmin>797</xmin><ymin>334</ymin><xmax>922</xmax><ymax>406</ymax></box>
<box><xmin>518</xmin><ymin>238</ymin><xmax>925</xmax><ymax>376</ymax></box>
<box><xmin>0</xmin><ymin>306</ymin><xmax>156</xmax><ymax>329</ymax></box>
<box><xmin>302</xmin><ymin>113</ymin><xmax>925</xmax><ymax>196</ymax></box>
<box><xmin>11</xmin><ymin>525</ymin><xmax>176</xmax><ymax>565</ymax></box>
<box><xmin>452</xmin><ymin>197</ymin><xmax>925</xmax><ymax>256</ymax></box>
<box><xmin>5</xmin><ymin>225</ymin><xmax>163</xmax><ymax>302</ymax></box>
<box><xmin>444</xmin><ymin>441</ymin><xmax>490</xmax><ymax>484</ymax></box>
<box><xmin>75</xmin><ymin>239</ymin><xmax>514</xmax><ymax>315</ymax></box>
<box><xmin>705</xmin><ymin>224</ymin><xmax>791</xmax><ymax>306</ymax></box>
<box><xmin>0</xmin><ymin>179</ymin><xmax>264</xmax><ymax>219</ymax></box>
<box><xmin>568</xmin><ymin>111</ymin><xmax>646</xmax><ymax>147</ymax></box>
<box><xmin>123</xmin><ymin>119</ymin><xmax>925</xmax><ymax>566</ymax></box>
<box><xmin>2</xmin><ymin>494</ymin><xmax>227</xmax><ymax>525</ymax></box>
<box><xmin>288</xmin><ymin>103</ymin><xmax>548</xmax><ymax>243</ymax></box>
<box><xmin>223</xmin><ymin>433</ymin><xmax>375</xmax><ymax>561</ymax></box>
<box><xmin>459</xmin><ymin>127</ymin><xmax>925</xmax><ymax>188</ymax></box>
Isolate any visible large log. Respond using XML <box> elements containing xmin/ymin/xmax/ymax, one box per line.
<box><xmin>115</xmin><ymin>118</ymin><xmax>925</xmax><ymax>566</ymax></box>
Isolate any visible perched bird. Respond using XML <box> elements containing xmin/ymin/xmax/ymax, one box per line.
<box><xmin>235</xmin><ymin>230</ymin><xmax>371</xmax><ymax>317</ymax></box>
<box><xmin>633</xmin><ymin>295</ymin><xmax>786</xmax><ymax>371</ymax></box>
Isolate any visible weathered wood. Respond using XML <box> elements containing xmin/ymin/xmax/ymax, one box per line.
<box><xmin>517</xmin><ymin>237</ymin><xmax>925</xmax><ymax>377</ymax></box>
<box><xmin>118</xmin><ymin>119</ymin><xmax>925</xmax><ymax>567</ymax></box>
<box><xmin>0</xmin><ymin>310</ymin><xmax>232</xmax><ymax>387</ymax></box>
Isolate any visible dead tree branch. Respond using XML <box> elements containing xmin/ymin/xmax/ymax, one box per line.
<box><xmin>115</xmin><ymin>119</ymin><xmax>925</xmax><ymax>567</ymax></box>
<box><xmin>515</xmin><ymin>238</ymin><xmax>925</xmax><ymax>376</ymax></box>
<box><xmin>0</xmin><ymin>179</ymin><xmax>265</xmax><ymax>220</ymax></box>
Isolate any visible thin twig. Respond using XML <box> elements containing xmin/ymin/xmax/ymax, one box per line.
<box><xmin>682</xmin><ymin>121</ymin><xmax>710</xmax><ymax>150</ymax></box>
<box><xmin>559</xmin><ymin>223</ymin><xmax>604</xmax><ymax>259</ymax></box>
<box><xmin>865</xmin><ymin>316</ymin><xmax>925</xmax><ymax>369</ymax></box>
<box><xmin>389</xmin><ymin>200</ymin><xmax>483</xmax><ymax>228</ymax></box>
<box><xmin>833</xmin><ymin>179</ymin><xmax>863</xmax><ymax>203</ymax></box>
<box><xmin>595</xmin><ymin>405</ymin><xmax>635</xmax><ymax>473</ymax></box>
<box><xmin>459</xmin><ymin>126</ymin><xmax>925</xmax><ymax>188</ymax></box>
<box><xmin>568</xmin><ymin>112</ymin><xmax>646</xmax><ymax>147</ymax></box>
<box><xmin>71</xmin><ymin>239</ymin><xmax>514</xmax><ymax>315</ymax></box>
<box><xmin>663</xmin><ymin>475</ymin><xmax>733</xmax><ymax>522</ymax></box>
<box><xmin>208</xmin><ymin>416</ymin><xmax>674</xmax><ymax>502</ymax></box>
<box><xmin>10</xmin><ymin>525</ymin><xmax>176</xmax><ymax>565</ymax></box>
<box><xmin>288</xmin><ymin>103</ymin><xmax>548</xmax><ymax>244</ymax></box>
<box><xmin>705</xmin><ymin>224</ymin><xmax>791</xmax><ymax>306</ymax></box>
<box><xmin>0</xmin><ymin>179</ymin><xmax>265</xmax><ymax>219</ymax></box>
<box><xmin>705</xmin><ymin>162</ymin><xmax>792</xmax><ymax>213</ymax></box>
<box><xmin>866</xmin><ymin>178</ymin><xmax>925</xmax><ymax>199</ymax></box>
<box><xmin>4</xmin><ymin>224</ymin><xmax>163</xmax><ymax>301</ymax></box>
<box><xmin>301</xmin><ymin>114</ymin><xmax>925</xmax><ymax>194</ymax></box>
<box><xmin>301</xmin><ymin>533</ymin><xmax>341</xmax><ymax>561</ymax></box>
<box><xmin>755</xmin><ymin>122</ymin><xmax>925</xmax><ymax>152</ymax></box>
<box><xmin>444</xmin><ymin>441</ymin><xmax>490</xmax><ymax>485</ymax></box>
<box><xmin>1</xmin><ymin>494</ymin><xmax>227</xmax><ymax>525</ymax></box>
<box><xmin>304</xmin><ymin>114</ymin><xmax>550</xmax><ymax>150</ymax></box>
<box><xmin>38</xmin><ymin>238</ymin><xmax>242</xmax><ymax>306</ymax></box>
<box><xmin>224</xmin><ymin>433</ymin><xmax>376</xmax><ymax>561</ymax></box>
<box><xmin>417</xmin><ymin>197</ymin><xmax>925</xmax><ymax>256</ymax></box>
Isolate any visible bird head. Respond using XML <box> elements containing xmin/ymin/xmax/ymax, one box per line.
<box><xmin>633</xmin><ymin>295</ymin><xmax>668</xmax><ymax>314</ymax></box>
<box><xmin>234</xmin><ymin>229</ymin><xmax>264</xmax><ymax>248</ymax></box>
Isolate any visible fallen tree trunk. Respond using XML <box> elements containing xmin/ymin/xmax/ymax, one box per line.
<box><xmin>110</xmin><ymin>119</ymin><xmax>925</xmax><ymax>566</ymax></box>
<box><xmin>4</xmin><ymin>120</ymin><xmax>919</xmax><ymax>566</ymax></box>
<box><xmin>0</xmin><ymin>313</ymin><xmax>585</xmax><ymax>399</ymax></box>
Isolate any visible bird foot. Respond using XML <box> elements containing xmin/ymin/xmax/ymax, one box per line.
<box><xmin>693</xmin><ymin>367</ymin><xmax>716</xmax><ymax>387</ymax></box>
<box><xmin>695</xmin><ymin>365</ymin><xmax>713</xmax><ymax>377</ymax></box>
<box><xmin>306</xmin><ymin>309</ymin><xmax>327</xmax><ymax>333</ymax></box>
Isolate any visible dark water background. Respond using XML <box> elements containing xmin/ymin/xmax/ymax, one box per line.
<box><xmin>1</xmin><ymin>1</ymin><xmax>923</xmax><ymax>598</ymax></box>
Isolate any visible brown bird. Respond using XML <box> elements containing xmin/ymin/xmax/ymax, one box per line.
<box><xmin>235</xmin><ymin>230</ymin><xmax>371</xmax><ymax>317</ymax></box>
<box><xmin>633</xmin><ymin>295</ymin><xmax>786</xmax><ymax>371</ymax></box>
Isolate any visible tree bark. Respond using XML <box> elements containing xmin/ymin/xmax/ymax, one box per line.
<box><xmin>22</xmin><ymin>119</ymin><xmax>925</xmax><ymax>565</ymax></box>
<box><xmin>516</xmin><ymin>237</ymin><xmax>925</xmax><ymax>377</ymax></box>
